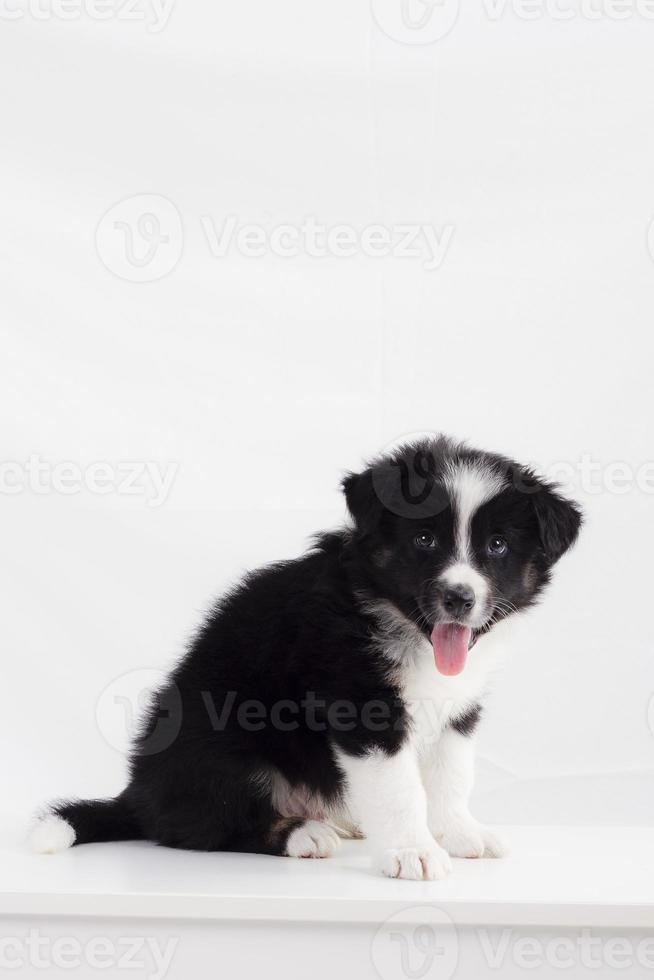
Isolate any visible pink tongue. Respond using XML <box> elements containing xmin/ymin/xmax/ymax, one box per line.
<box><xmin>431</xmin><ymin>623</ymin><xmax>472</xmax><ymax>676</ymax></box>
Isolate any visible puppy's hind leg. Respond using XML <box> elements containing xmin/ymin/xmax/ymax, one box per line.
<box><xmin>156</xmin><ymin>797</ymin><xmax>340</xmax><ymax>858</ymax></box>
<box><xmin>220</xmin><ymin>815</ymin><xmax>339</xmax><ymax>858</ymax></box>
<box><xmin>283</xmin><ymin>819</ymin><xmax>341</xmax><ymax>859</ymax></box>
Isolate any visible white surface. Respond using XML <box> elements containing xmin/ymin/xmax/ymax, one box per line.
<box><xmin>2</xmin><ymin>2</ymin><xmax>654</xmax><ymax>826</ymax></box>
<box><xmin>3</xmin><ymin>824</ymin><xmax>654</xmax><ymax>929</ymax></box>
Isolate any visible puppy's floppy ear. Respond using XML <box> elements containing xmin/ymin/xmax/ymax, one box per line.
<box><xmin>342</xmin><ymin>468</ymin><xmax>384</xmax><ymax>537</ymax></box>
<box><xmin>530</xmin><ymin>479</ymin><xmax>583</xmax><ymax>565</ymax></box>
<box><xmin>343</xmin><ymin>446</ymin><xmax>448</xmax><ymax>534</ymax></box>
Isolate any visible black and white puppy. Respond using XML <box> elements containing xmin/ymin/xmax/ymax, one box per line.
<box><xmin>31</xmin><ymin>437</ymin><xmax>582</xmax><ymax>880</ymax></box>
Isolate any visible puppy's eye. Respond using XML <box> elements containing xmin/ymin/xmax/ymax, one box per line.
<box><xmin>414</xmin><ymin>531</ymin><xmax>436</xmax><ymax>550</ymax></box>
<box><xmin>487</xmin><ymin>535</ymin><xmax>508</xmax><ymax>557</ymax></box>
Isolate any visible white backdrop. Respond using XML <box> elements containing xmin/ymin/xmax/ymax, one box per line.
<box><xmin>2</xmin><ymin>0</ymin><xmax>654</xmax><ymax>827</ymax></box>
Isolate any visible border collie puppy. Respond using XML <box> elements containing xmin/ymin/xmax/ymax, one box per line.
<box><xmin>31</xmin><ymin>437</ymin><xmax>582</xmax><ymax>880</ymax></box>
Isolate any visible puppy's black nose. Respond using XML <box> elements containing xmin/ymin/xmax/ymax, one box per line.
<box><xmin>442</xmin><ymin>585</ymin><xmax>475</xmax><ymax>618</ymax></box>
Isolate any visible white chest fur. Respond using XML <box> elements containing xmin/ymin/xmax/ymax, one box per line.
<box><xmin>391</xmin><ymin>615</ymin><xmax>513</xmax><ymax>758</ymax></box>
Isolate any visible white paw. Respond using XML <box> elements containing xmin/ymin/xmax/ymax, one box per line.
<box><xmin>380</xmin><ymin>842</ymin><xmax>452</xmax><ymax>881</ymax></box>
<box><xmin>479</xmin><ymin>826</ymin><xmax>509</xmax><ymax>858</ymax></box>
<box><xmin>29</xmin><ymin>814</ymin><xmax>76</xmax><ymax>854</ymax></box>
<box><xmin>437</xmin><ymin>821</ymin><xmax>508</xmax><ymax>859</ymax></box>
<box><xmin>285</xmin><ymin>820</ymin><xmax>341</xmax><ymax>859</ymax></box>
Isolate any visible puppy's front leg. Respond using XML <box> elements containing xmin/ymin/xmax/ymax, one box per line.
<box><xmin>336</xmin><ymin>744</ymin><xmax>452</xmax><ymax>880</ymax></box>
<box><xmin>423</xmin><ymin>726</ymin><xmax>507</xmax><ymax>859</ymax></box>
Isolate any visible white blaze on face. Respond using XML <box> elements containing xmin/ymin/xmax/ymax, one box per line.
<box><xmin>441</xmin><ymin>462</ymin><xmax>507</xmax><ymax>618</ymax></box>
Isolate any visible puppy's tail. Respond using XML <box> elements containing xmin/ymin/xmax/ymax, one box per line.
<box><xmin>29</xmin><ymin>795</ymin><xmax>143</xmax><ymax>853</ymax></box>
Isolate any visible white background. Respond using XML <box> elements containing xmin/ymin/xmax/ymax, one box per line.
<box><xmin>2</xmin><ymin>0</ymin><xmax>654</xmax><ymax>827</ymax></box>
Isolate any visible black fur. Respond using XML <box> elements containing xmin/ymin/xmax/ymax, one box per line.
<box><xmin>449</xmin><ymin>703</ymin><xmax>483</xmax><ymax>737</ymax></box>
<box><xmin>46</xmin><ymin>436</ymin><xmax>581</xmax><ymax>855</ymax></box>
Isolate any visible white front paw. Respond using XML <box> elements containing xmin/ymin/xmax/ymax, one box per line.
<box><xmin>379</xmin><ymin>842</ymin><xmax>452</xmax><ymax>881</ymax></box>
<box><xmin>436</xmin><ymin>821</ymin><xmax>508</xmax><ymax>859</ymax></box>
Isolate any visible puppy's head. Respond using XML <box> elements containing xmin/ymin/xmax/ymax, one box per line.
<box><xmin>343</xmin><ymin>437</ymin><xmax>582</xmax><ymax>675</ymax></box>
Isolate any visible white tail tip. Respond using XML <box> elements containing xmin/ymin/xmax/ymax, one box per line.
<box><xmin>29</xmin><ymin>814</ymin><xmax>76</xmax><ymax>854</ymax></box>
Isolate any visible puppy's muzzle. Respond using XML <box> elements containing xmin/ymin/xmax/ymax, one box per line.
<box><xmin>441</xmin><ymin>584</ymin><xmax>475</xmax><ymax>619</ymax></box>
